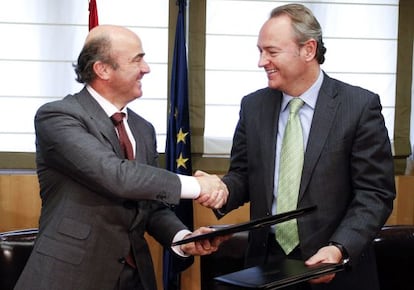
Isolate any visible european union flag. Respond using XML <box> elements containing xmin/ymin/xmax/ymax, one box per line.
<box><xmin>163</xmin><ymin>1</ymin><xmax>194</xmax><ymax>289</ymax></box>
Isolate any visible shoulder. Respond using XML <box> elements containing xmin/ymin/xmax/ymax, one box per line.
<box><xmin>127</xmin><ymin>109</ymin><xmax>153</xmax><ymax>126</ymax></box>
<box><xmin>324</xmin><ymin>74</ymin><xmax>378</xmax><ymax>99</ymax></box>
<box><xmin>37</xmin><ymin>88</ymin><xmax>89</xmax><ymax>114</ymax></box>
<box><xmin>323</xmin><ymin>74</ymin><xmax>381</xmax><ymax>108</ymax></box>
<box><xmin>34</xmin><ymin>89</ymin><xmax>105</xmax><ymax>129</ymax></box>
<box><xmin>241</xmin><ymin>87</ymin><xmax>282</xmax><ymax>107</ymax></box>
<box><xmin>127</xmin><ymin>108</ymin><xmax>156</xmax><ymax>132</ymax></box>
<box><xmin>36</xmin><ymin>95</ymin><xmax>80</xmax><ymax>120</ymax></box>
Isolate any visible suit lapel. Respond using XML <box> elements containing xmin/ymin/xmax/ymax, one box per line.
<box><xmin>127</xmin><ymin>111</ymin><xmax>147</xmax><ymax>163</ymax></box>
<box><xmin>260</xmin><ymin>89</ymin><xmax>283</xmax><ymax>209</ymax></box>
<box><xmin>75</xmin><ymin>87</ymin><xmax>124</xmax><ymax>158</ymax></box>
<box><xmin>299</xmin><ymin>75</ymin><xmax>340</xmax><ymax>201</ymax></box>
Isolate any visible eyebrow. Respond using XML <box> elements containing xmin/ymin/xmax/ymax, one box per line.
<box><xmin>132</xmin><ymin>53</ymin><xmax>145</xmax><ymax>61</ymax></box>
<box><xmin>258</xmin><ymin>44</ymin><xmax>282</xmax><ymax>50</ymax></box>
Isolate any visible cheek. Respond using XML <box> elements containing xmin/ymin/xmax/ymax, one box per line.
<box><xmin>281</xmin><ymin>57</ymin><xmax>303</xmax><ymax>73</ymax></box>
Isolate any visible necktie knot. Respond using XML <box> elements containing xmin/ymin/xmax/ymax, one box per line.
<box><xmin>111</xmin><ymin>112</ymin><xmax>126</xmax><ymax>125</ymax></box>
<box><xmin>289</xmin><ymin>98</ymin><xmax>304</xmax><ymax>115</ymax></box>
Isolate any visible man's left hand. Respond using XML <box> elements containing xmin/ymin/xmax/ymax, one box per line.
<box><xmin>179</xmin><ymin>226</ymin><xmax>231</xmax><ymax>256</ymax></box>
<box><xmin>305</xmin><ymin>245</ymin><xmax>343</xmax><ymax>284</ymax></box>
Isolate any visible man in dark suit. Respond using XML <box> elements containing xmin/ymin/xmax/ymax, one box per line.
<box><xmin>198</xmin><ymin>4</ymin><xmax>396</xmax><ymax>290</ymax></box>
<box><xmin>15</xmin><ymin>25</ymin><xmax>228</xmax><ymax>290</ymax></box>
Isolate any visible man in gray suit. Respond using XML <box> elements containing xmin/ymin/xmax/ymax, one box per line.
<box><xmin>15</xmin><ymin>25</ymin><xmax>228</xmax><ymax>290</ymax></box>
<box><xmin>198</xmin><ymin>4</ymin><xmax>396</xmax><ymax>290</ymax></box>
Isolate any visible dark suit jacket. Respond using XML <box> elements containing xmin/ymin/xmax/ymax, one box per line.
<box><xmin>220</xmin><ymin>73</ymin><xmax>396</xmax><ymax>290</ymax></box>
<box><xmin>15</xmin><ymin>88</ymin><xmax>187</xmax><ymax>290</ymax></box>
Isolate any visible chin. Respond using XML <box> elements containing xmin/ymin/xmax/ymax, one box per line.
<box><xmin>267</xmin><ymin>80</ymin><xmax>281</xmax><ymax>90</ymax></box>
<box><xmin>134</xmin><ymin>89</ymin><xmax>143</xmax><ymax>98</ymax></box>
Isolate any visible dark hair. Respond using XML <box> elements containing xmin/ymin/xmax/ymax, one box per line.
<box><xmin>73</xmin><ymin>36</ymin><xmax>118</xmax><ymax>84</ymax></box>
<box><xmin>270</xmin><ymin>4</ymin><xmax>326</xmax><ymax>64</ymax></box>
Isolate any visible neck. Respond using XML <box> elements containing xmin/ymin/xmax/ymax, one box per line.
<box><xmin>89</xmin><ymin>82</ymin><xmax>127</xmax><ymax>110</ymax></box>
<box><xmin>285</xmin><ymin>65</ymin><xmax>320</xmax><ymax>97</ymax></box>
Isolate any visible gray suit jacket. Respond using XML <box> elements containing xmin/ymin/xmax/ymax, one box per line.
<box><xmin>15</xmin><ymin>88</ymin><xmax>187</xmax><ymax>290</ymax></box>
<box><xmin>220</xmin><ymin>73</ymin><xmax>396</xmax><ymax>290</ymax></box>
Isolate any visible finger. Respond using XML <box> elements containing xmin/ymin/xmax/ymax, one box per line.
<box><xmin>305</xmin><ymin>253</ymin><xmax>324</xmax><ymax>266</ymax></box>
<box><xmin>195</xmin><ymin>241</ymin><xmax>205</xmax><ymax>253</ymax></box>
<box><xmin>221</xmin><ymin>188</ymin><xmax>229</xmax><ymax>204</ymax></box>
<box><xmin>211</xmin><ymin>236</ymin><xmax>225</xmax><ymax>247</ymax></box>
<box><xmin>205</xmin><ymin>190</ymin><xmax>218</xmax><ymax>207</ymax></box>
<box><xmin>201</xmin><ymin>237</ymin><xmax>212</xmax><ymax>248</ymax></box>
<box><xmin>181</xmin><ymin>243</ymin><xmax>193</xmax><ymax>255</ymax></box>
<box><xmin>196</xmin><ymin>193</ymin><xmax>210</xmax><ymax>204</ymax></box>
<box><xmin>208</xmin><ymin>245</ymin><xmax>219</xmax><ymax>253</ymax></box>
<box><xmin>199</xmin><ymin>196</ymin><xmax>213</xmax><ymax>207</ymax></box>
<box><xmin>213</xmin><ymin>190</ymin><xmax>227</xmax><ymax>209</ymax></box>
<box><xmin>200</xmin><ymin>190</ymin><xmax>224</xmax><ymax>209</ymax></box>
<box><xmin>209</xmin><ymin>197</ymin><xmax>223</xmax><ymax>209</ymax></box>
<box><xmin>198</xmin><ymin>226</ymin><xmax>215</xmax><ymax>234</ymax></box>
<box><xmin>309</xmin><ymin>273</ymin><xmax>335</xmax><ymax>284</ymax></box>
<box><xmin>218</xmin><ymin>189</ymin><xmax>228</xmax><ymax>206</ymax></box>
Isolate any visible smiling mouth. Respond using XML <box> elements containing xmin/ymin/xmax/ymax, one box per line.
<box><xmin>266</xmin><ymin>69</ymin><xmax>277</xmax><ymax>74</ymax></box>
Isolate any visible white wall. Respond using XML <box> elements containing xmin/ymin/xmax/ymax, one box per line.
<box><xmin>204</xmin><ymin>0</ymin><xmax>399</xmax><ymax>155</ymax></box>
<box><xmin>0</xmin><ymin>0</ymin><xmax>168</xmax><ymax>152</ymax></box>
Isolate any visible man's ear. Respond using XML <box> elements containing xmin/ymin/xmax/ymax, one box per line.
<box><xmin>302</xmin><ymin>39</ymin><xmax>317</xmax><ymax>61</ymax></box>
<box><xmin>93</xmin><ymin>61</ymin><xmax>111</xmax><ymax>80</ymax></box>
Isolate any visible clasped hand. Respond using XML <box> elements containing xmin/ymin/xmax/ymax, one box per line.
<box><xmin>194</xmin><ymin>170</ymin><xmax>228</xmax><ymax>209</ymax></box>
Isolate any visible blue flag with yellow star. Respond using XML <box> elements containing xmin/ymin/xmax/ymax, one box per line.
<box><xmin>163</xmin><ymin>1</ymin><xmax>194</xmax><ymax>289</ymax></box>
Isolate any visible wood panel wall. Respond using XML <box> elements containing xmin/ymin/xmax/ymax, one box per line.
<box><xmin>1</xmin><ymin>173</ymin><xmax>413</xmax><ymax>290</ymax></box>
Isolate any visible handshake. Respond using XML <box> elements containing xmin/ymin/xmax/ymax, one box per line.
<box><xmin>177</xmin><ymin>170</ymin><xmax>230</xmax><ymax>256</ymax></box>
<box><xmin>193</xmin><ymin>170</ymin><xmax>228</xmax><ymax>210</ymax></box>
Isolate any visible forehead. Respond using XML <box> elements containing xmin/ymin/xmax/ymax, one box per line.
<box><xmin>258</xmin><ymin>16</ymin><xmax>296</xmax><ymax>47</ymax></box>
<box><xmin>112</xmin><ymin>33</ymin><xmax>144</xmax><ymax>58</ymax></box>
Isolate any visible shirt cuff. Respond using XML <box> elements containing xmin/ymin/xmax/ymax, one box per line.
<box><xmin>178</xmin><ymin>174</ymin><xmax>200</xmax><ymax>199</ymax></box>
<box><xmin>171</xmin><ymin>229</ymin><xmax>192</xmax><ymax>257</ymax></box>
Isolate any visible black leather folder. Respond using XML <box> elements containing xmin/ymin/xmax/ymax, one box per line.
<box><xmin>171</xmin><ymin>205</ymin><xmax>316</xmax><ymax>246</ymax></box>
<box><xmin>214</xmin><ymin>258</ymin><xmax>347</xmax><ymax>289</ymax></box>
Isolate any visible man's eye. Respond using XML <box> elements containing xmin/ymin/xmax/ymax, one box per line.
<box><xmin>131</xmin><ymin>55</ymin><xmax>144</xmax><ymax>63</ymax></box>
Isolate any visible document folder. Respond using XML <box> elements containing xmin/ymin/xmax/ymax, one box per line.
<box><xmin>172</xmin><ymin>205</ymin><xmax>316</xmax><ymax>246</ymax></box>
<box><xmin>214</xmin><ymin>258</ymin><xmax>347</xmax><ymax>289</ymax></box>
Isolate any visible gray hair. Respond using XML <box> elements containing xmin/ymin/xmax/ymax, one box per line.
<box><xmin>270</xmin><ymin>4</ymin><xmax>326</xmax><ymax>64</ymax></box>
<box><xmin>73</xmin><ymin>35</ymin><xmax>119</xmax><ymax>84</ymax></box>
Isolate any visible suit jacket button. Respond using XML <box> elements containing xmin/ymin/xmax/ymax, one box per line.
<box><xmin>118</xmin><ymin>257</ymin><xmax>126</xmax><ymax>264</ymax></box>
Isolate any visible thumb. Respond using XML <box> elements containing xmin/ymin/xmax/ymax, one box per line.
<box><xmin>194</xmin><ymin>170</ymin><xmax>208</xmax><ymax>177</ymax></box>
<box><xmin>305</xmin><ymin>252</ymin><xmax>324</xmax><ymax>266</ymax></box>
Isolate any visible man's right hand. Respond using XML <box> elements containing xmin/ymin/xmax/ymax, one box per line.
<box><xmin>194</xmin><ymin>170</ymin><xmax>228</xmax><ymax>209</ymax></box>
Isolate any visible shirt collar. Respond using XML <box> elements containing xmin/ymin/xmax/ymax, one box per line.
<box><xmin>86</xmin><ymin>85</ymin><xmax>129</xmax><ymax>119</ymax></box>
<box><xmin>281</xmin><ymin>69</ymin><xmax>324</xmax><ymax>112</ymax></box>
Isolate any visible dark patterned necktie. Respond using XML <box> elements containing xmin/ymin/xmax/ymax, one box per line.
<box><xmin>111</xmin><ymin>112</ymin><xmax>134</xmax><ymax>160</ymax></box>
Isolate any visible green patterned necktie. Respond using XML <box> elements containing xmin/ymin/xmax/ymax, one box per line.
<box><xmin>276</xmin><ymin>98</ymin><xmax>304</xmax><ymax>254</ymax></box>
